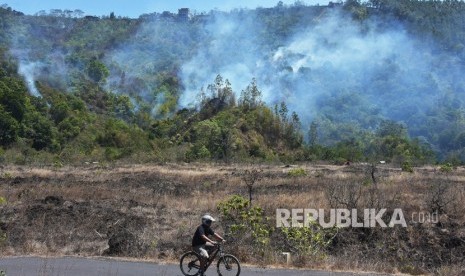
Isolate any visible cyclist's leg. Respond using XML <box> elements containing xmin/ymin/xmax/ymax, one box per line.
<box><xmin>204</xmin><ymin>242</ymin><xmax>215</xmax><ymax>254</ymax></box>
<box><xmin>193</xmin><ymin>245</ymin><xmax>209</xmax><ymax>272</ymax></box>
<box><xmin>204</xmin><ymin>241</ymin><xmax>215</xmax><ymax>256</ymax></box>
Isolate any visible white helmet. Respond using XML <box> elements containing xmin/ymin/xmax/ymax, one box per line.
<box><xmin>202</xmin><ymin>214</ymin><xmax>216</xmax><ymax>226</ymax></box>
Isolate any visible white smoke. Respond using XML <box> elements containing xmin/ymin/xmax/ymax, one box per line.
<box><xmin>17</xmin><ymin>60</ymin><xmax>43</xmax><ymax>97</ymax></box>
<box><xmin>179</xmin><ymin>11</ymin><xmax>264</xmax><ymax>107</ymax></box>
<box><xmin>179</xmin><ymin>9</ymin><xmax>447</xmax><ymax>126</ymax></box>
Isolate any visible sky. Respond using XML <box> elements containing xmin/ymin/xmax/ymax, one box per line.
<box><xmin>1</xmin><ymin>0</ymin><xmax>323</xmax><ymax>18</ymax></box>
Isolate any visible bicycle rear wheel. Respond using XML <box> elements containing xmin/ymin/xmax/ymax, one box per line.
<box><xmin>180</xmin><ymin>251</ymin><xmax>201</xmax><ymax>276</ymax></box>
<box><xmin>217</xmin><ymin>254</ymin><xmax>241</xmax><ymax>276</ymax></box>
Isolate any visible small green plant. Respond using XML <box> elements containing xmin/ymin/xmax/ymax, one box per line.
<box><xmin>362</xmin><ymin>178</ymin><xmax>372</xmax><ymax>186</ymax></box>
<box><xmin>439</xmin><ymin>163</ymin><xmax>453</xmax><ymax>173</ymax></box>
<box><xmin>202</xmin><ymin>181</ymin><xmax>212</xmax><ymax>189</ymax></box>
<box><xmin>150</xmin><ymin>239</ymin><xmax>158</xmax><ymax>249</ymax></box>
<box><xmin>0</xmin><ymin>197</ymin><xmax>6</xmax><ymax>205</ymax></box>
<box><xmin>0</xmin><ymin>270</ymin><xmax>6</xmax><ymax>276</ymax></box>
<box><xmin>399</xmin><ymin>264</ymin><xmax>425</xmax><ymax>275</ymax></box>
<box><xmin>53</xmin><ymin>159</ymin><xmax>63</xmax><ymax>168</ymax></box>
<box><xmin>0</xmin><ymin>147</ymin><xmax>4</xmax><ymax>163</ymax></box>
<box><xmin>1</xmin><ymin>172</ymin><xmax>12</xmax><ymax>179</ymax></box>
<box><xmin>401</xmin><ymin>161</ymin><xmax>414</xmax><ymax>173</ymax></box>
<box><xmin>0</xmin><ymin>231</ymin><xmax>5</xmax><ymax>245</ymax></box>
<box><xmin>287</xmin><ymin>168</ymin><xmax>307</xmax><ymax>177</ymax></box>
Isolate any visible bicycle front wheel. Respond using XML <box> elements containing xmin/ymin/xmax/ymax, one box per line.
<box><xmin>179</xmin><ymin>251</ymin><xmax>201</xmax><ymax>276</ymax></box>
<box><xmin>217</xmin><ymin>254</ymin><xmax>241</xmax><ymax>276</ymax></box>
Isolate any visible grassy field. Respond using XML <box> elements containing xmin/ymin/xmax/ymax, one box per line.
<box><xmin>0</xmin><ymin>163</ymin><xmax>464</xmax><ymax>275</ymax></box>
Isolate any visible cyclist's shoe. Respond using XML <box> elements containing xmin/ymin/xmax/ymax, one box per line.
<box><xmin>197</xmin><ymin>269</ymin><xmax>205</xmax><ymax>276</ymax></box>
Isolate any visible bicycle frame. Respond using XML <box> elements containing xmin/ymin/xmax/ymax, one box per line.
<box><xmin>202</xmin><ymin>243</ymin><xmax>224</xmax><ymax>271</ymax></box>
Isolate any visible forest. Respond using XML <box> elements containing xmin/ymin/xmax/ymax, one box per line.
<box><xmin>0</xmin><ymin>0</ymin><xmax>465</xmax><ymax>166</ymax></box>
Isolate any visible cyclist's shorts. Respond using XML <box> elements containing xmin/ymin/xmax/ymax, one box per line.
<box><xmin>193</xmin><ymin>242</ymin><xmax>214</xmax><ymax>258</ymax></box>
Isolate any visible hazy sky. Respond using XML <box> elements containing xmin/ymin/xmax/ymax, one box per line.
<box><xmin>1</xmin><ymin>0</ymin><xmax>323</xmax><ymax>18</ymax></box>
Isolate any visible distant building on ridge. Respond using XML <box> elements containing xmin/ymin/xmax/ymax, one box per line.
<box><xmin>328</xmin><ymin>1</ymin><xmax>343</xmax><ymax>8</ymax></box>
<box><xmin>178</xmin><ymin>8</ymin><xmax>190</xmax><ymax>22</ymax></box>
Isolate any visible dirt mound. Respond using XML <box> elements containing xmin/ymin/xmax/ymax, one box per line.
<box><xmin>105</xmin><ymin>229</ymin><xmax>146</xmax><ymax>256</ymax></box>
<box><xmin>2</xmin><ymin>196</ymin><xmax>148</xmax><ymax>256</ymax></box>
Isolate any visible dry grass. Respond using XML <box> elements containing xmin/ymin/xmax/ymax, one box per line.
<box><xmin>0</xmin><ymin>163</ymin><xmax>464</xmax><ymax>275</ymax></box>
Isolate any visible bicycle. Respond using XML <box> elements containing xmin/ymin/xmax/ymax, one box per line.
<box><xmin>179</xmin><ymin>242</ymin><xmax>241</xmax><ymax>276</ymax></box>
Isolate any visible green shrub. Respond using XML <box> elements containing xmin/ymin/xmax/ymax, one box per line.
<box><xmin>287</xmin><ymin>168</ymin><xmax>307</xmax><ymax>177</ymax></box>
<box><xmin>185</xmin><ymin>144</ymin><xmax>212</xmax><ymax>161</ymax></box>
<box><xmin>197</xmin><ymin>145</ymin><xmax>211</xmax><ymax>159</ymax></box>
<box><xmin>439</xmin><ymin>163</ymin><xmax>453</xmax><ymax>173</ymax></box>
<box><xmin>249</xmin><ymin>143</ymin><xmax>265</xmax><ymax>158</ymax></box>
<box><xmin>333</xmin><ymin>157</ymin><xmax>347</xmax><ymax>166</ymax></box>
<box><xmin>401</xmin><ymin>161</ymin><xmax>414</xmax><ymax>173</ymax></box>
<box><xmin>280</xmin><ymin>221</ymin><xmax>336</xmax><ymax>257</ymax></box>
<box><xmin>96</xmin><ymin>119</ymin><xmax>132</xmax><ymax>148</ymax></box>
<box><xmin>217</xmin><ymin>195</ymin><xmax>272</xmax><ymax>247</ymax></box>
<box><xmin>58</xmin><ymin>115</ymin><xmax>84</xmax><ymax>141</ymax></box>
<box><xmin>104</xmin><ymin>147</ymin><xmax>123</xmax><ymax>161</ymax></box>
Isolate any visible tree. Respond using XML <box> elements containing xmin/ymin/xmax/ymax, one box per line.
<box><xmin>291</xmin><ymin>111</ymin><xmax>301</xmax><ymax>131</ymax></box>
<box><xmin>26</xmin><ymin>114</ymin><xmax>55</xmax><ymax>150</ymax></box>
<box><xmin>239</xmin><ymin>78</ymin><xmax>262</xmax><ymax>110</ymax></box>
<box><xmin>240</xmin><ymin>169</ymin><xmax>261</xmax><ymax>206</ymax></box>
<box><xmin>191</xmin><ymin>120</ymin><xmax>223</xmax><ymax>159</ymax></box>
<box><xmin>309</xmin><ymin>121</ymin><xmax>318</xmax><ymax>146</ymax></box>
<box><xmin>73</xmin><ymin>9</ymin><xmax>84</xmax><ymax>18</ymax></box>
<box><xmin>205</xmin><ymin>75</ymin><xmax>236</xmax><ymax>108</ymax></box>
<box><xmin>344</xmin><ymin>0</ymin><xmax>361</xmax><ymax>9</ymax></box>
<box><xmin>368</xmin><ymin>0</ymin><xmax>382</xmax><ymax>9</ymax></box>
<box><xmin>376</xmin><ymin>120</ymin><xmax>407</xmax><ymax>138</ymax></box>
<box><xmin>0</xmin><ymin>107</ymin><xmax>18</xmax><ymax>146</ymax></box>
<box><xmin>218</xmin><ymin>128</ymin><xmax>233</xmax><ymax>162</ymax></box>
<box><xmin>0</xmin><ymin>79</ymin><xmax>27</xmax><ymax>122</ymax></box>
<box><xmin>87</xmin><ymin>59</ymin><xmax>109</xmax><ymax>84</ymax></box>
<box><xmin>287</xmin><ymin>111</ymin><xmax>303</xmax><ymax>148</ymax></box>
<box><xmin>279</xmin><ymin>101</ymin><xmax>288</xmax><ymax>123</ymax></box>
<box><xmin>50</xmin><ymin>102</ymin><xmax>70</xmax><ymax>124</ymax></box>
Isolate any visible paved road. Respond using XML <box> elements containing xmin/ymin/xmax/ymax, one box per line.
<box><xmin>0</xmin><ymin>257</ymin><xmax>389</xmax><ymax>276</ymax></box>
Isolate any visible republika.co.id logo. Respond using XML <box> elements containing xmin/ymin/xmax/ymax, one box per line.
<box><xmin>276</xmin><ymin>208</ymin><xmax>410</xmax><ymax>228</ymax></box>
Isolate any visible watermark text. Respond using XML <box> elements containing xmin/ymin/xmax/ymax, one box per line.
<box><xmin>276</xmin><ymin>208</ymin><xmax>407</xmax><ymax>228</ymax></box>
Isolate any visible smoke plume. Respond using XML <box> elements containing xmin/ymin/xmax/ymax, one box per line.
<box><xmin>179</xmin><ymin>8</ymin><xmax>465</xmax><ymax>147</ymax></box>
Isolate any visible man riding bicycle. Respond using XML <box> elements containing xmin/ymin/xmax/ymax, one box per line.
<box><xmin>192</xmin><ymin>214</ymin><xmax>225</xmax><ymax>276</ymax></box>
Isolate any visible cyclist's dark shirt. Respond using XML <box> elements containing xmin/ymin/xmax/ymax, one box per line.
<box><xmin>192</xmin><ymin>225</ymin><xmax>215</xmax><ymax>247</ymax></box>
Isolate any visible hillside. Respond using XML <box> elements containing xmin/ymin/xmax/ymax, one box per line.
<box><xmin>1</xmin><ymin>1</ymin><xmax>465</xmax><ymax>165</ymax></box>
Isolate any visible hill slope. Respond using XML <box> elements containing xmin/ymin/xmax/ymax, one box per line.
<box><xmin>0</xmin><ymin>1</ymin><xmax>465</xmax><ymax>164</ymax></box>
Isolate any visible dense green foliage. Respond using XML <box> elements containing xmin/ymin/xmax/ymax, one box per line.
<box><xmin>217</xmin><ymin>195</ymin><xmax>272</xmax><ymax>247</ymax></box>
<box><xmin>0</xmin><ymin>1</ymin><xmax>464</xmax><ymax>164</ymax></box>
